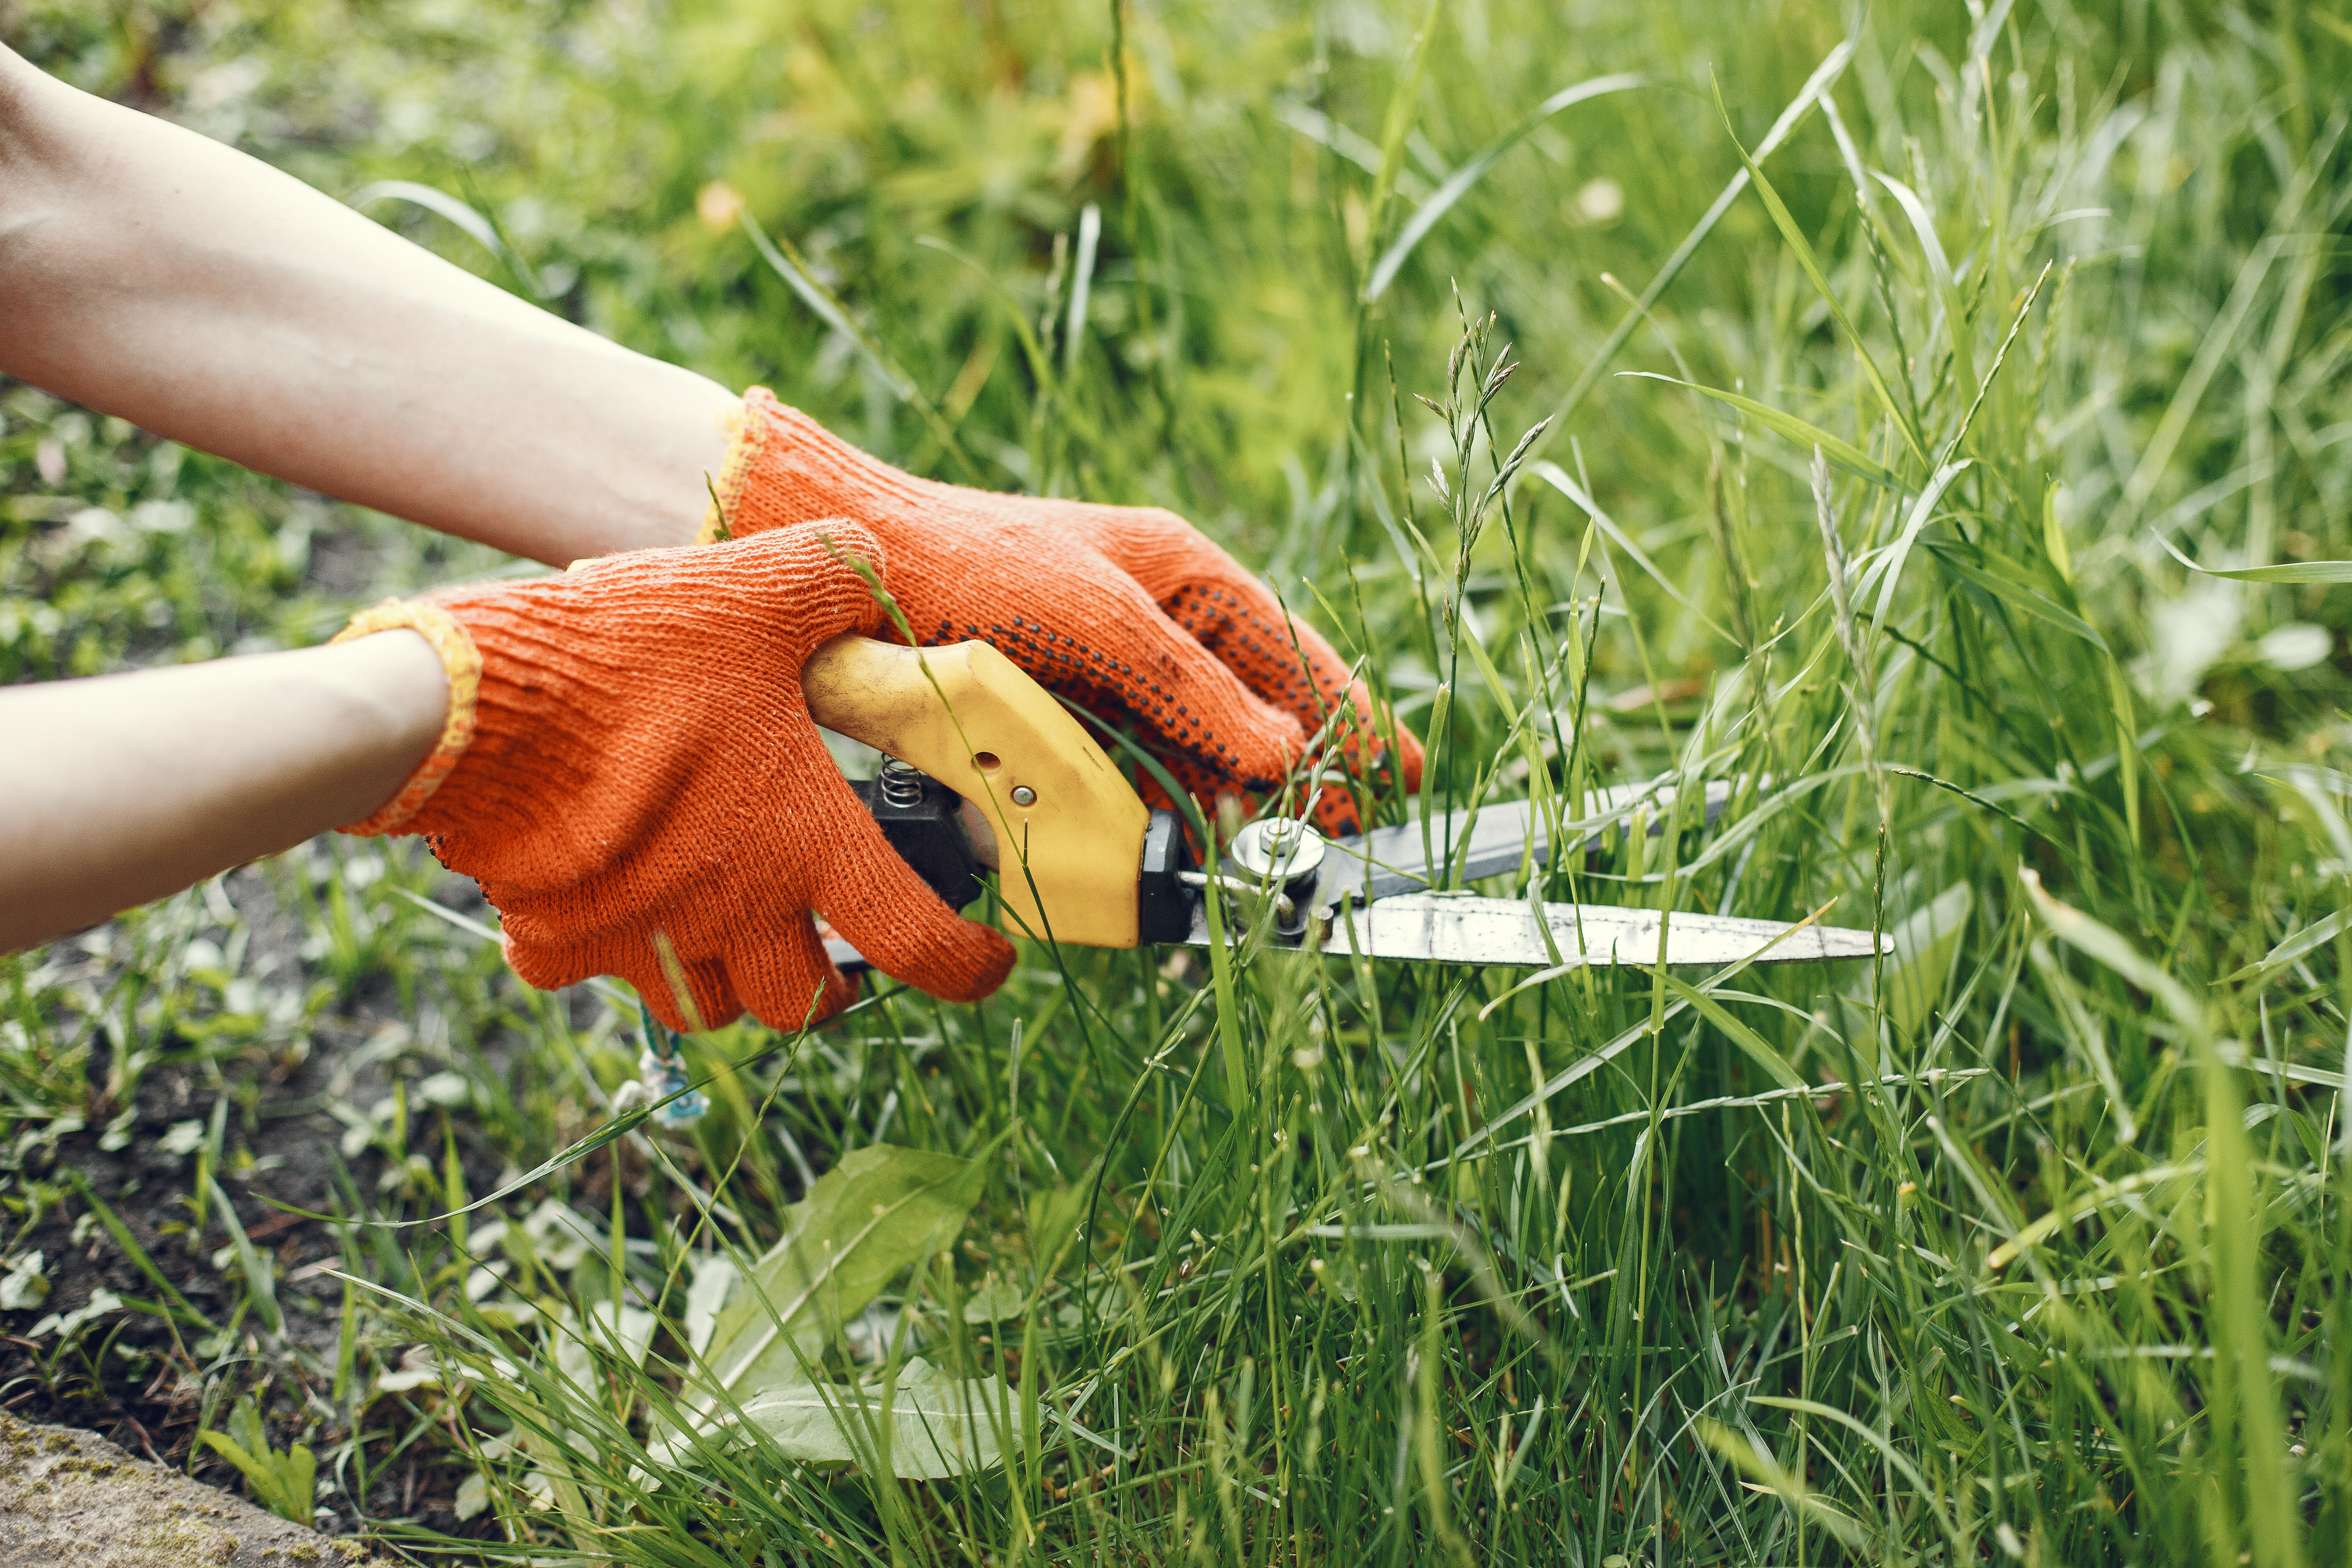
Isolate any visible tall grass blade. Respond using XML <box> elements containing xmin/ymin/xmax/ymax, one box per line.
<box><xmin>1617</xmin><ymin>374</ymin><xmax>1898</xmax><ymax>488</ymax></box>
<box><xmin>1362</xmin><ymin>74</ymin><xmax>1642</xmax><ymax>302</ymax></box>
<box><xmin>1528</xmin><ymin>38</ymin><xmax>1855</xmax><ymax>462</ymax></box>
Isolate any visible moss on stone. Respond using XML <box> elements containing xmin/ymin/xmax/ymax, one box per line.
<box><xmin>0</xmin><ymin>1416</ymin><xmax>374</xmax><ymax>1566</ymax></box>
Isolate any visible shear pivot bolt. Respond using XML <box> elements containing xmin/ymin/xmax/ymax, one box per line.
<box><xmin>1011</xmin><ymin>785</ymin><xmax>1037</xmax><ymax>806</ymax></box>
<box><xmin>1229</xmin><ymin>817</ymin><xmax>1327</xmax><ymax>880</ymax></box>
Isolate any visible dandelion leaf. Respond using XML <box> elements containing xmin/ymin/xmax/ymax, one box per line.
<box><xmin>737</xmin><ymin>1358</ymin><xmax>1019</xmax><ymax>1479</ymax></box>
<box><xmin>960</xmin><ymin>1276</ymin><xmax>1028</xmax><ymax>1323</ymax></box>
<box><xmin>702</xmin><ymin>1144</ymin><xmax>984</xmax><ymax>1392</ymax></box>
<box><xmin>553</xmin><ymin>1299</ymin><xmax>659</xmax><ymax>1393</ymax></box>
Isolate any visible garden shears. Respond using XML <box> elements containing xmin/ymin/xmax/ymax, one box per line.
<box><xmin>802</xmin><ymin>635</ymin><xmax>1886</xmax><ymax>971</ymax></box>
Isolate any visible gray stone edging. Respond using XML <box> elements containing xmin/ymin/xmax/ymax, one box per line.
<box><xmin>0</xmin><ymin>1415</ymin><xmax>375</xmax><ymax>1566</ymax></box>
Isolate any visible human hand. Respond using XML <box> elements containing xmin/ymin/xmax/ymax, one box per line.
<box><xmin>336</xmin><ymin>523</ymin><xmax>1014</xmax><ymax>1031</ymax></box>
<box><xmin>703</xmin><ymin>390</ymin><xmax>1421</xmax><ymax>834</ymax></box>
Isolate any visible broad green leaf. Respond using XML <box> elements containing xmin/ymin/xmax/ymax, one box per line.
<box><xmin>229</xmin><ymin>1394</ymin><xmax>266</xmax><ymax>1458</ymax></box>
<box><xmin>1619</xmin><ymin>373</ymin><xmax>1898</xmax><ymax>489</ymax></box>
<box><xmin>736</xmin><ymin>1359</ymin><xmax>1019</xmax><ymax>1479</ymax></box>
<box><xmin>197</xmin><ymin>1431</ymin><xmax>269</xmax><ymax>1502</ymax></box>
<box><xmin>1884</xmin><ymin>883</ymin><xmax>1973</xmax><ymax>1042</ymax></box>
<box><xmin>276</xmin><ymin>1445</ymin><xmax>316</xmax><ymax>1525</ymax></box>
<box><xmin>960</xmin><ymin>1277</ymin><xmax>1029</xmax><ymax>1323</ymax></box>
<box><xmin>703</xmin><ymin>1145</ymin><xmax>985</xmax><ymax>1394</ymax></box>
<box><xmin>552</xmin><ymin>1300</ymin><xmax>658</xmax><ymax>1394</ymax></box>
<box><xmin>682</xmin><ymin>1254</ymin><xmax>737</xmax><ymax>1356</ymax></box>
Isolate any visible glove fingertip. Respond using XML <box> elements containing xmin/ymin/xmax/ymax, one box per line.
<box><xmin>613</xmin><ymin>942</ymin><xmax>746</xmax><ymax>1034</ymax></box>
<box><xmin>931</xmin><ymin>923</ymin><xmax>1016</xmax><ymax>1002</ymax></box>
<box><xmin>755</xmin><ymin>970</ymin><xmax>857</xmax><ymax>1032</ymax></box>
<box><xmin>815</xmin><ymin>805</ymin><xmax>1018</xmax><ymax>1001</ymax></box>
<box><xmin>822</xmin><ymin>883</ymin><xmax>1016</xmax><ymax>1003</ymax></box>
<box><xmin>497</xmin><ymin>926</ymin><xmax>562</xmax><ymax>988</ymax></box>
<box><xmin>845</xmin><ymin>910</ymin><xmax>1016</xmax><ymax>1004</ymax></box>
<box><xmin>727</xmin><ymin>923</ymin><xmax>858</xmax><ymax>1032</ymax></box>
<box><xmin>1212</xmin><ymin>703</ymin><xmax>1307</xmax><ymax>790</ymax></box>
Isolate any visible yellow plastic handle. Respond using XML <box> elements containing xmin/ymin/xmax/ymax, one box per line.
<box><xmin>801</xmin><ymin>635</ymin><xmax>1149</xmax><ymax>949</ymax></box>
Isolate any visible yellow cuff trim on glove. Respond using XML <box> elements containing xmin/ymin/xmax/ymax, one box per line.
<box><xmin>330</xmin><ymin>599</ymin><xmax>483</xmax><ymax>836</ymax></box>
<box><xmin>697</xmin><ymin>396</ymin><xmax>763</xmax><ymax>544</ymax></box>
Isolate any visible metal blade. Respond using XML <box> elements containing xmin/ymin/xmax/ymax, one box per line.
<box><xmin>1188</xmin><ymin>894</ymin><xmax>1886</xmax><ymax>967</ymax></box>
<box><xmin>1314</xmin><ymin>778</ymin><xmax>1735</xmax><ymax>909</ymax></box>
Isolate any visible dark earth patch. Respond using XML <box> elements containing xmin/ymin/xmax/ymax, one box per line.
<box><xmin>1</xmin><ymin>855</ymin><xmax>530</xmax><ymax>1535</ymax></box>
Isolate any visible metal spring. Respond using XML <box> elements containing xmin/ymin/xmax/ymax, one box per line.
<box><xmin>876</xmin><ymin>757</ymin><xmax>926</xmax><ymax>807</ymax></box>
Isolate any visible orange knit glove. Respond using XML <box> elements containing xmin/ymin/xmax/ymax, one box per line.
<box><xmin>335</xmin><ymin>524</ymin><xmax>1013</xmax><ymax>1032</ymax></box>
<box><xmin>704</xmin><ymin>389</ymin><xmax>1420</xmax><ymax>835</ymax></box>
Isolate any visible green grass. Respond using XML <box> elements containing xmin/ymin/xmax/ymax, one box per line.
<box><xmin>6</xmin><ymin>0</ymin><xmax>2352</xmax><ymax>1562</ymax></box>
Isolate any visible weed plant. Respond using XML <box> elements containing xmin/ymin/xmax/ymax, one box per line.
<box><xmin>5</xmin><ymin>0</ymin><xmax>2352</xmax><ymax>1564</ymax></box>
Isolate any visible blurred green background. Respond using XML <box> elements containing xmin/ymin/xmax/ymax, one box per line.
<box><xmin>4</xmin><ymin>0</ymin><xmax>2023</xmax><ymax>677</ymax></box>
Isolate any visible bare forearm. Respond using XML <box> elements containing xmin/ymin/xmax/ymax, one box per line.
<box><xmin>0</xmin><ymin>635</ymin><xmax>447</xmax><ymax>949</ymax></box>
<box><xmin>0</xmin><ymin>46</ymin><xmax>731</xmax><ymax>564</ymax></box>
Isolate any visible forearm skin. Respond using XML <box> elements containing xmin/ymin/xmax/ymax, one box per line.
<box><xmin>0</xmin><ymin>634</ymin><xmax>448</xmax><ymax>949</ymax></box>
<box><xmin>0</xmin><ymin>45</ymin><xmax>733</xmax><ymax>564</ymax></box>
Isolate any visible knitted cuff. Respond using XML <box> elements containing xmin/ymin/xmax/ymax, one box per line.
<box><xmin>699</xmin><ymin>396</ymin><xmax>760</xmax><ymax>544</ymax></box>
<box><xmin>330</xmin><ymin>599</ymin><xmax>483</xmax><ymax>836</ymax></box>
<box><xmin>697</xmin><ymin>387</ymin><xmax>930</xmax><ymax>544</ymax></box>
